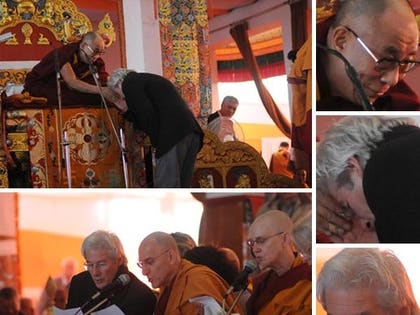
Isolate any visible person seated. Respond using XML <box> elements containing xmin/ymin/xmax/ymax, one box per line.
<box><xmin>317</xmin><ymin>248</ymin><xmax>420</xmax><ymax>314</ymax></box>
<box><xmin>207</xmin><ymin>96</ymin><xmax>239</xmax><ymax>142</ymax></box>
<box><xmin>24</xmin><ymin>31</ymin><xmax>119</xmax><ymax>106</ymax></box>
<box><xmin>246</xmin><ymin>210</ymin><xmax>311</xmax><ymax>315</ymax></box>
<box><xmin>207</xmin><ymin>96</ymin><xmax>239</xmax><ymax>124</ymax></box>
<box><xmin>316</xmin><ymin>0</ymin><xmax>420</xmax><ymax>111</ymax></box>
<box><xmin>170</xmin><ymin>232</ymin><xmax>197</xmax><ymax>257</ymax></box>
<box><xmin>183</xmin><ymin>245</ymin><xmax>240</xmax><ymax>285</ymax></box>
<box><xmin>66</xmin><ymin>230</ymin><xmax>156</xmax><ymax>315</ymax></box>
<box><xmin>137</xmin><ymin>232</ymin><xmax>242</xmax><ymax>315</ymax></box>
<box><xmin>269</xmin><ymin>142</ymin><xmax>293</xmax><ymax>178</ymax></box>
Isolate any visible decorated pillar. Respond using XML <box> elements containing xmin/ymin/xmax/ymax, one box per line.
<box><xmin>158</xmin><ymin>0</ymin><xmax>212</xmax><ymax>123</ymax></box>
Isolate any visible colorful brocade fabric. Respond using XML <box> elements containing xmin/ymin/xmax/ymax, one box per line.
<box><xmin>158</xmin><ymin>0</ymin><xmax>211</xmax><ymax>121</ymax></box>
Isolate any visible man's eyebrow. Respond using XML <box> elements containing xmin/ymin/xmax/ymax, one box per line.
<box><xmin>383</xmin><ymin>45</ymin><xmax>417</xmax><ymax>58</ymax></box>
<box><xmin>382</xmin><ymin>45</ymin><xmax>400</xmax><ymax>56</ymax></box>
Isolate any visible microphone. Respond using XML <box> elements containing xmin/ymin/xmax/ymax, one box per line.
<box><xmin>224</xmin><ymin>260</ymin><xmax>258</xmax><ymax>297</ymax></box>
<box><xmin>316</xmin><ymin>43</ymin><xmax>373</xmax><ymax>111</ymax></box>
<box><xmin>80</xmin><ymin>48</ymin><xmax>99</xmax><ymax>79</ymax></box>
<box><xmin>54</xmin><ymin>50</ymin><xmax>61</xmax><ymax>80</ymax></box>
<box><xmin>80</xmin><ymin>273</ymin><xmax>130</xmax><ymax>314</ymax></box>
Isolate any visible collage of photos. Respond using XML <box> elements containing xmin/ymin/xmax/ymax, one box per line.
<box><xmin>316</xmin><ymin>0</ymin><xmax>420</xmax><ymax>314</ymax></box>
<box><xmin>0</xmin><ymin>0</ymin><xmax>420</xmax><ymax>314</ymax></box>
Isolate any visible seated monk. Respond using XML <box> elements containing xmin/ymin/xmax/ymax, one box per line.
<box><xmin>138</xmin><ymin>232</ymin><xmax>242</xmax><ymax>314</ymax></box>
<box><xmin>246</xmin><ymin>210</ymin><xmax>312</xmax><ymax>315</ymax></box>
<box><xmin>24</xmin><ymin>31</ymin><xmax>119</xmax><ymax>106</ymax></box>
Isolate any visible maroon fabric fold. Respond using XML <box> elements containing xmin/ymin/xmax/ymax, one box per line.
<box><xmin>246</xmin><ymin>262</ymin><xmax>311</xmax><ymax>315</ymax></box>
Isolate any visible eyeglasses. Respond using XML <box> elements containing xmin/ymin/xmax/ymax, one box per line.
<box><xmin>247</xmin><ymin>232</ymin><xmax>284</xmax><ymax>247</ymax></box>
<box><xmin>85</xmin><ymin>44</ymin><xmax>105</xmax><ymax>56</ymax></box>
<box><xmin>296</xmin><ymin>245</ymin><xmax>312</xmax><ymax>259</ymax></box>
<box><xmin>344</xmin><ymin>26</ymin><xmax>420</xmax><ymax>74</ymax></box>
<box><xmin>84</xmin><ymin>261</ymin><xmax>109</xmax><ymax>271</ymax></box>
<box><xmin>137</xmin><ymin>249</ymin><xmax>169</xmax><ymax>269</ymax></box>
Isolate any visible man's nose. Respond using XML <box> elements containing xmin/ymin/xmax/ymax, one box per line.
<box><xmin>91</xmin><ymin>267</ymin><xmax>102</xmax><ymax>276</ymax></box>
<box><xmin>380</xmin><ymin>67</ymin><xmax>401</xmax><ymax>88</ymax></box>
<box><xmin>142</xmin><ymin>267</ymin><xmax>149</xmax><ymax>276</ymax></box>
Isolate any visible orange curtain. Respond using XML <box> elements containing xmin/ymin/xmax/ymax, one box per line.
<box><xmin>229</xmin><ymin>22</ymin><xmax>291</xmax><ymax>138</ymax></box>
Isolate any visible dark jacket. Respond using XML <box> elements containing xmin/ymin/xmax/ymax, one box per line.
<box><xmin>363</xmin><ymin>125</ymin><xmax>420</xmax><ymax>242</ymax></box>
<box><xmin>24</xmin><ymin>41</ymin><xmax>109</xmax><ymax>106</ymax></box>
<box><xmin>66</xmin><ymin>266</ymin><xmax>156</xmax><ymax>315</ymax></box>
<box><xmin>122</xmin><ymin>72</ymin><xmax>204</xmax><ymax>158</ymax></box>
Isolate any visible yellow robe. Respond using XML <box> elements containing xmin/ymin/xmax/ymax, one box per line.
<box><xmin>161</xmin><ymin>259</ymin><xmax>241</xmax><ymax>315</ymax></box>
<box><xmin>249</xmin><ymin>256</ymin><xmax>311</xmax><ymax>315</ymax></box>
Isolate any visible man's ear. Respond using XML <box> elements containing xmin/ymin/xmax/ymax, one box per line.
<box><xmin>327</xmin><ymin>26</ymin><xmax>350</xmax><ymax>52</ymax></box>
<box><xmin>347</xmin><ymin>156</ymin><xmax>363</xmax><ymax>176</ymax></box>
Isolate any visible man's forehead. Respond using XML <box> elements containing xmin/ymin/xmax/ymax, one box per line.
<box><xmin>324</xmin><ymin>287</ymin><xmax>383</xmax><ymax>315</ymax></box>
<box><xmin>249</xmin><ymin>218</ymin><xmax>275</xmax><ymax>235</ymax></box>
<box><xmin>139</xmin><ymin>239</ymin><xmax>160</xmax><ymax>256</ymax></box>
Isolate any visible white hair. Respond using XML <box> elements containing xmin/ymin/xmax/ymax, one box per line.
<box><xmin>316</xmin><ymin>116</ymin><xmax>415</xmax><ymax>193</ymax></box>
<box><xmin>107</xmin><ymin>68</ymin><xmax>135</xmax><ymax>89</ymax></box>
<box><xmin>317</xmin><ymin>248</ymin><xmax>419</xmax><ymax>314</ymax></box>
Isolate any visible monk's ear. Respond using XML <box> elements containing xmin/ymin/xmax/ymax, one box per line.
<box><xmin>168</xmin><ymin>248</ymin><xmax>178</xmax><ymax>264</ymax></box>
<box><xmin>327</xmin><ymin>26</ymin><xmax>350</xmax><ymax>52</ymax></box>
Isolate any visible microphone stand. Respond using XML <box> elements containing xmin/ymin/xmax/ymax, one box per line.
<box><xmin>226</xmin><ymin>289</ymin><xmax>246</xmax><ymax>315</ymax></box>
<box><xmin>55</xmin><ymin>51</ymin><xmax>72</xmax><ymax>187</ymax></box>
<box><xmin>87</xmin><ymin>60</ymin><xmax>129</xmax><ymax>188</ymax></box>
<box><xmin>316</xmin><ymin>43</ymin><xmax>373</xmax><ymax>111</ymax></box>
<box><xmin>82</xmin><ymin>297</ymin><xmax>109</xmax><ymax>315</ymax></box>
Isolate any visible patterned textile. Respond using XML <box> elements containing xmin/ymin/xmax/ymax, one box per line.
<box><xmin>158</xmin><ymin>0</ymin><xmax>211</xmax><ymax>122</ymax></box>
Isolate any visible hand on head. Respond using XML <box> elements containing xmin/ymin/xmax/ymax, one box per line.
<box><xmin>316</xmin><ymin>192</ymin><xmax>353</xmax><ymax>242</ymax></box>
<box><xmin>102</xmin><ymin>87</ymin><xmax>126</xmax><ymax>111</ymax></box>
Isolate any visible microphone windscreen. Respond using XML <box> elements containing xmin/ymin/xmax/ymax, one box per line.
<box><xmin>244</xmin><ymin>260</ymin><xmax>258</xmax><ymax>273</ymax></box>
<box><xmin>117</xmin><ymin>273</ymin><xmax>130</xmax><ymax>286</ymax></box>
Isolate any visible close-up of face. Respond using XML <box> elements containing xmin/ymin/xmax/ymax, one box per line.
<box><xmin>220</xmin><ymin>100</ymin><xmax>238</xmax><ymax>118</ymax></box>
<box><xmin>138</xmin><ymin>240</ymin><xmax>173</xmax><ymax>289</ymax></box>
<box><xmin>81</xmin><ymin>37</ymin><xmax>106</xmax><ymax>64</ymax></box>
<box><xmin>322</xmin><ymin>287</ymin><xmax>389</xmax><ymax>315</ymax></box>
<box><xmin>327</xmin><ymin>163</ymin><xmax>378</xmax><ymax>242</ymax></box>
<box><xmin>329</xmin><ymin>8</ymin><xmax>418</xmax><ymax>105</ymax></box>
<box><xmin>248</xmin><ymin>220</ymin><xmax>285</xmax><ymax>270</ymax></box>
<box><xmin>328</xmin><ymin>159</ymin><xmax>373</xmax><ymax>222</ymax></box>
<box><xmin>84</xmin><ymin>248</ymin><xmax>120</xmax><ymax>290</ymax></box>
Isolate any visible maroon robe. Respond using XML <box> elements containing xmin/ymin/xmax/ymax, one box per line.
<box><xmin>24</xmin><ymin>41</ymin><xmax>109</xmax><ymax>106</ymax></box>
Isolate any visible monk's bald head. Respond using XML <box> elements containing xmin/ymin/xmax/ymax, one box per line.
<box><xmin>139</xmin><ymin>231</ymin><xmax>179</xmax><ymax>255</ymax></box>
<box><xmin>250</xmin><ymin>210</ymin><xmax>293</xmax><ymax>235</ymax></box>
<box><xmin>333</xmin><ymin>0</ymin><xmax>416</xmax><ymax>28</ymax></box>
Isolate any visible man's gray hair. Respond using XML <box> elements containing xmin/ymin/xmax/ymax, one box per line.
<box><xmin>81</xmin><ymin>31</ymin><xmax>101</xmax><ymax>44</ymax></box>
<box><xmin>221</xmin><ymin>95</ymin><xmax>238</xmax><ymax>105</ymax></box>
<box><xmin>107</xmin><ymin>68</ymin><xmax>135</xmax><ymax>89</ymax></box>
<box><xmin>81</xmin><ymin>230</ymin><xmax>128</xmax><ymax>266</ymax></box>
<box><xmin>317</xmin><ymin>248</ymin><xmax>420</xmax><ymax>314</ymax></box>
<box><xmin>316</xmin><ymin>116</ymin><xmax>415</xmax><ymax>194</ymax></box>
